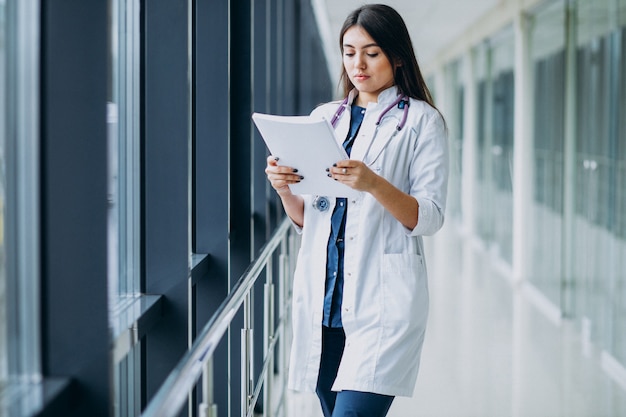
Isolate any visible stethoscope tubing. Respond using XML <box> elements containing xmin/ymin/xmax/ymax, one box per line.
<box><xmin>330</xmin><ymin>94</ymin><xmax>410</xmax><ymax>130</ymax></box>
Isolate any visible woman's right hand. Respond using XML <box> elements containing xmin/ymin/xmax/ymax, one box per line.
<box><xmin>265</xmin><ymin>155</ymin><xmax>303</xmax><ymax>197</ymax></box>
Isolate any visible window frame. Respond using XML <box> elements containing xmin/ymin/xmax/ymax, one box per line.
<box><xmin>3</xmin><ymin>0</ymin><xmax>41</xmax><ymax>385</ymax></box>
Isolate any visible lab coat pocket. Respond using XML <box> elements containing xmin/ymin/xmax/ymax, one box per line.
<box><xmin>381</xmin><ymin>253</ymin><xmax>426</xmax><ymax>326</ymax></box>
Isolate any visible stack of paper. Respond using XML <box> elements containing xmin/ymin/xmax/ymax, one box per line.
<box><xmin>252</xmin><ymin>113</ymin><xmax>359</xmax><ymax>198</ymax></box>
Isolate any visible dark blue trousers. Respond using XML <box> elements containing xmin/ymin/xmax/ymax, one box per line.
<box><xmin>315</xmin><ymin>326</ymin><xmax>395</xmax><ymax>417</ymax></box>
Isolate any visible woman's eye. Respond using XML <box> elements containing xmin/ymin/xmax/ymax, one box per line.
<box><xmin>367</xmin><ymin>53</ymin><xmax>379</xmax><ymax>58</ymax></box>
<box><xmin>344</xmin><ymin>52</ymin><xmax>355</xmax><ymax>57</ymax></box>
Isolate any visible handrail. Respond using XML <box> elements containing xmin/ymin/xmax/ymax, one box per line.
<box><xmin>141</xmin><ymin>218</ymin><xmax>293</xmax><ymax>417</ymax></box>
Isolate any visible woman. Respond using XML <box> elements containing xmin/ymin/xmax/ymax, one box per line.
<box><xmin>265</xmin><ymin>4</ymin><xmax>448</xmax><ymax>417</ymax></box>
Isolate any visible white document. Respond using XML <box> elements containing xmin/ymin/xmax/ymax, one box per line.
<box><xmin>252</xmin><ymin>112</ymin><xmax>359</xmax><ymax>198</ymax></box>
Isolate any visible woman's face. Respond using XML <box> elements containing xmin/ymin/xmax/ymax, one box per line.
<box><xmin>342</xmin><ymin>25</ymin><xmax>395</xmax><ymax>106</ymax></box>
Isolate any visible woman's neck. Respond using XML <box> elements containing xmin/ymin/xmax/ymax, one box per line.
<box><xmin>354</xmin><ymin>93</ymin><xmax>375</xmax><ymax>107</ymax></box>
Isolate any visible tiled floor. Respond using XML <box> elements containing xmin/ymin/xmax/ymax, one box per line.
<box><xmin>285</xmin><ymin>221</ymin><xmax>626</xmax><ymax>417</ymax></box>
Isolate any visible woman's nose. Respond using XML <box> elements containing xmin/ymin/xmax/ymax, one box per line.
<box><xmin>355</xmin><ymin>54</ymin><xmax>365</xmax><ymax>69</ymax></box>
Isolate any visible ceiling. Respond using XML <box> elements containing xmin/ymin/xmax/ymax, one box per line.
<box><xmin>315</xmin><ymin>0</ymin><xmax>500</xmax><ymax>83</ymax></box>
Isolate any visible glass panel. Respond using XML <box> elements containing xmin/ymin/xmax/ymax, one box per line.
<box><xmin>0</xmin><ymin>0</ymin><xmax>7</xmax><ymax>385</ymax></box>
<box><xmin>490</xmin><ymin>28</ymin><xmax>515</xmax><ymax>265</ymax></box>
<box><xmin>474</xmin><ymin>42</ymin><xmax>493</xmax><ymax>241</ymax></box>
<box><xmin>530</xmin><ymin>0</ymin><xmax>566</xmax><ymax>307</ymax></box>
<box><xmin>108</xmin><ymin>0</ymin><xmax>141</xmax><ymax>414</ymax></box>
<box><xmin>609</xmin><ymin>0</ymin><xmax>626</xmax><ymax>367</ymax></box>
<box><xmin>113</xmin><ymin>343</ymin><xmax>141</xmax><ymax>417</ymax></box>
<box><xmin>445</xmin><ymin>59</ymin><xmax>464</xmax><ymax>222</ymax></box>
<box><xmin>108</xmin><ymin>0</ymin><xmax>140</xmax><ymax>311</ymax></box>
<box><xmin>474</xmin><ymin>27</ymin><xmax>515</xmax><ymax>263</ymax></box>
<box><xmin>2</xmin><ymin>0</ymin><xmax>40</xmax><ymax>384</ymax></box>
<box><xmin>573</xmin><ymin>0</ymin><xmax>625</xmax><ymax>359</ymax></box>
<box><xmin>574</xmin><ymin>0</ymin><xmax>605</xmax><ymax>340</ymax></box>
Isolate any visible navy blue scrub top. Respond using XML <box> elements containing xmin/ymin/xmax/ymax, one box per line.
<box><xmin>323</xmin><ymin>105</ymin><xmax>366</xmax><ymax>328</ymax></box>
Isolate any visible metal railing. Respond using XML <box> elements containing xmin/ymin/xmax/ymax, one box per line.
<box><xmin>141</xmin><ymin>218</ymin><xmax>297</xmax><ymax>417</ymax></box>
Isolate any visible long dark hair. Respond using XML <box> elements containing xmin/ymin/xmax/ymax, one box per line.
<box><xmin>339</xmin><ymin>4</ymin><xmax>436</xmax><ymax>109</ymax></box>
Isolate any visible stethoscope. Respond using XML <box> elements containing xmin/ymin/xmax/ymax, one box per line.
<box><xmin>313</xmin><ymin>93</ymin><xmax>410</xmax><ymax>212</ymax></box>
<box><xmin>330</xmin><ymin>93</ymin><xmax>410</xmax><ymax>131</ymax></box>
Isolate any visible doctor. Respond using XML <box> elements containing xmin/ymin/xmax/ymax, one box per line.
<box><xmin>265</xmin><ymin>4</ymin><xmax>448</xmax><ymax>417</ymax></box>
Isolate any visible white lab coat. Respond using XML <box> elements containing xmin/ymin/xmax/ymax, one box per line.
<box><xmin>287</xmin><ymin>86</ymin><xmax>448</xmax><ymax>397</ymax></box>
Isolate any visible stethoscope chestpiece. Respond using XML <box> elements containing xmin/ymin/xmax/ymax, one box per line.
<box><xmin>312</xmin><ymin>195</ymin><xmax>330</xmax><ymax>212</ymax></box>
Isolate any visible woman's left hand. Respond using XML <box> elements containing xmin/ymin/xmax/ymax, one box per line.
<box><xmin>328</xmin><ymin>160</ymin><xmax>379</xmax><ymax>192</ymax></box>
<box><xmin>330</xmin><ymin>159</ymin><xmax>419</xmax><ymax>229</ymax></box>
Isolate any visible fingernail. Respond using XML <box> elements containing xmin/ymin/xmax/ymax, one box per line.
<box><xmin>327</xmin><ymin>173</ymin><xmax>332</xmax><ymax>177</ymax></box>
<box><xmin>299</xmin><ymin>175</ymin><xmax>304</xmax><ymax>180</ymax></box>
<box><xmin>274</xmin><ymin>157</ymin><xmax>279</xmax><ymax>161</ymax></box>
<box><xmin>325</xmin><ymin>168</ymin><xmax>329</xmax><ymax>172</ymax></box>
<box><xmin>292</xmin><ymin>168</ymin><xmax>299</xmax><ymax>173</ymax></box>
<box><xmin>332</xmin><ymin>163</ymin><xmax>337</xmax><ymax>167</ymax></box>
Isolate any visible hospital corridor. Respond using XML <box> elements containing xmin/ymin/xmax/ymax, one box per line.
<box><xmin>1</xmin><ymin>0</ymin><xmax>625</xmax><ymax>416</ymax></box>
<box><xmin>288</xmin><ymin>221</ymin><xmax>626</xmax><ymax>416</ymax></box>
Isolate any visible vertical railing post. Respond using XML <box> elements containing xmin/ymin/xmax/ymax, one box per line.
<box><xmin>263</xmin><ymin>258</ymin><xmax>274</xmax><ymax>417</ymax></box>
<box><xmin>140</xmin><ymin>219</ymin><xmax>293</xmax><ymax>417</ymax></box>
<box><xmin>241</xmin><ymin>293</ymin><xmax>253</xmax><ymax>417</ymax></box>
<box><xmin>199</xmin><ymin>359</ymin><xmax>218</xmax><ymax>417</ymax></box>
<box><xmin>279</xmin><ymin>234</ymin><xmax>291</xmax><ymax>396</ymax></box>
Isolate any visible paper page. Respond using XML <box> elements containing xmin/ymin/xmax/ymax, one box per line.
<box><xmin>252</xmin><ymin>112</ymin><xmax>359</xmax><ymax>198</ymax></box>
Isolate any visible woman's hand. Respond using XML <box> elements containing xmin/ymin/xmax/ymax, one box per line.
<box><xmin>329</xmin><ymin>159</ymin><xmax>419</xmax><ymax>230</ymax></box>
<box><xmin>328</xmin><ymin>160</ymin><xmax>379</xmax><ymax>192</ymax></box>
<box><xmin>265</xmin><ymin>155</ymin><xmax>305</xmax><ymax>227</ymax></box>
<box><xmin>265</xmin><ymin>155</ymin><xmax>304</xmax><ymax>197</ymax></box>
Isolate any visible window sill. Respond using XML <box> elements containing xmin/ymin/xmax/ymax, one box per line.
<box><xmin>110</xmin><ymin>254</ymin><xmax>208</xmax><ymax>363</ymax></box>
<box><xmin>111</xmin><ymin>294</ymin><xmax>164</xmax><ymax>364</ymax></box>
<box><xmin>0</xmin><ymin>377</ymin><xmax>72</xmax><ymax>417</ymax></box>
<box><xmin>191</xmin><ymin>253</ymin><xmax>210</xmax><ymax>285</ymax></box>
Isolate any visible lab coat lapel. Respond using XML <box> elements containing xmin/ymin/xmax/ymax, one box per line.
<box><xmin>334</xmin><ymin>110</ymin><xmax>351</xmax><ymax>151</ymax></box>
<box><xmin>352</xmin><ymin>112</ymin><xmax>400</xmax><ymax>164</ymax></box>
<box><xmin>331</xmin><ymin>89</ymin><xmax>357</xmax><ymax>153</ymax></box>
<box><xmin>351</xmin><ymin>86</ymin><xmax>402</xmax><ymax>164</ymax></box>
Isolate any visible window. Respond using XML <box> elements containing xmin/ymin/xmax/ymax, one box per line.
<box><xmin>108</xmin><ymin>0</ymin><xmax>141</xmax><ymax>307</ymax></box>
<box><xmin>108</xmin><ymin>0</ymin><xmax>141</xmax><ymax>415</ymax></box>
<box><xmin>473</xmin><ymin>27</ymin><xmax>515</xmax><ymax>262</ymax></box>
<box><xmin>1</xmin><ymin>0</ymin><xmax>41</xmax><ymax>391</ymax></box>
<box><xmin>612</xmin><ymin>0</ymin><xmax>626</xmax><ymax>369</ymax></box>
<box><xmin>529</xmin><ymin>0</ymin><xmax>566</xmax><ymax>308</ymax></box>
<box><xmin>489</xmin><ymin>28</ymin><xmax>515</xmax><ymax>264</ymax></box>
<box><xmin>0</xmin><ymin>0</ymin><xmax>7</xmax><ymax>384</ymax></box>
<box><xmin>444</xmin><ymin>59</ymin><xmax>464</xmax><ymax>222</ymax></box>
<box><xmin>474</xmin><ymin>42</ymin><xmax>494</xmax><ymax>241</ymax></box>
<box><xmin>573</xmin><ymin>0</ymin><xmax>626</xmax><ymax>370</ymax></box>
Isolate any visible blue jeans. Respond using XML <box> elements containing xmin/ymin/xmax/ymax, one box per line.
<box><xmin>316</xmin><ymin>326</ymin><xmax>395</xmax><ymax>417</ymax></box>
